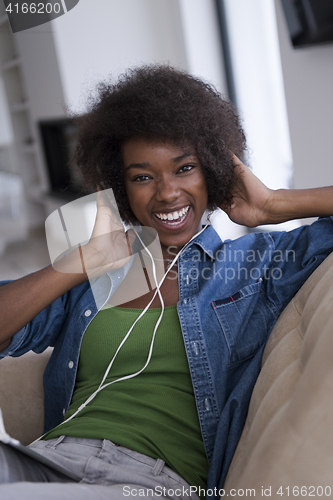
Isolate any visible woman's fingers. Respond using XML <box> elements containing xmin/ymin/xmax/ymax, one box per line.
<box><xmin>80</xmin><ymin>188</ymin><xmax>134</xmax><ymax>275</ymax></box>
<box><xmin>93</xmin><ymin>189</ymin><xmax>124</xmax><ymax>236</ymax></box>
<box><xmin>49</xmin><ymin>188</ymin><xmax>134</xmax><ymax>276</ymax></box>
<box><xmin>225</xmin><ymin>153</ymin><xmax>275</xmax><ymax>227</ymax></box>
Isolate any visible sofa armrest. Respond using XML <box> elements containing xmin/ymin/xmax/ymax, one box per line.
<box><xmin>0</xmin><ymin>348</ymin><xmax>52</xmax><ymax>445</ymax></box>
<box><xmin>224</xmin><ymin>252</ymin><xmax>333</xmax><ymax>494</ymax></box>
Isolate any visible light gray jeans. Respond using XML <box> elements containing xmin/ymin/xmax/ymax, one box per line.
<box><xmin>0</xmin><ymin>436</ymin><xmax>201</xmax><ymax>500</ymax></box>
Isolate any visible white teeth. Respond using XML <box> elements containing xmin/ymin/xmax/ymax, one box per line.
<box><xmin>155</xmin><ymin>206</ymin><xmax>190</xmax><ymax>224</ymax></box>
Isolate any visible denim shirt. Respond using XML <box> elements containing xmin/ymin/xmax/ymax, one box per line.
<box><xmin>1</xmin><ymin>217</ymin><xmax>333</xmax><ymax>496</ymax></box>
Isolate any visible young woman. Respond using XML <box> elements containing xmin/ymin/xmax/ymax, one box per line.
<box><xmin>0</xmin><ymin>66</ymin><xmax>333</xmax><ymax>500</ymax></box>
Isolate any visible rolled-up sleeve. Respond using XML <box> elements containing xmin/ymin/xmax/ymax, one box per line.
<box><xmin>0</xmin><ymin>325</ymin><xmax>27</xmax><ymax>358</ymax></box>
<box><xmin>0</xmin><ymin>279</ymin><xmax>78</xmax><ymax>358</ymax></box>
<box><xmin>267</xmin><ymin>216</ymin><xmax>333</xmax><ymax>311</ymax></box>
<box><xmin>0</xmin><ymin>280</ymin><xmax>27</xmax><ymax>357</ymax></box>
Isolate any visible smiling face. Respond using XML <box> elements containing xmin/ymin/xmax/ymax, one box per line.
<box><xmin>123</xmin><ymin>137</ymin><xmax>208</xmax><ymax>252</ymax></box>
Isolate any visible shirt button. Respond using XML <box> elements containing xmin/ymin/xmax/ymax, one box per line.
<box><xmin>68</xmin><ymin>361</ymin><xmax>74</xmax><ymax>369</ymax></box>
<box><xmin>84</xmin><ymin>310</ymin><xmax>92</xmax><ymax>317</ymax></box>
<box><xmin>192</xmin><ymin>342</ymin><xmax>199</xmax><ymax>356</ymax></box>
<box><xmin>62</xmin><ymin>408</ymin><xmax>66</xmax><ymax>416</ymax></box>
<box><xmin>183</xmin><ymin>299</ymin><xmax>187</xmax><ymax>305</ymax></box>
<box><xmin>204</xmin><ymin>398</ymin><xmax>210</xmax><ymax>411</ymax></box>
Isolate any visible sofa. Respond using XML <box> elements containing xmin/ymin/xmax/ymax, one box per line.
<box><xmin>224</xmin><ymin>250</ymin><xmax>333</xmax><ymax>498</ymax></box>
<box><xmin>1</xmin><ymin>251</ymin><xmax>333</xmax><ymax>498</ymax></box>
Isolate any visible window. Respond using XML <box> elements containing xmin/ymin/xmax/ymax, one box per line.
<box><xmin>221</xmin><ymin>0</ymin><xmax>293</xmax><ymax>191</ymax></box>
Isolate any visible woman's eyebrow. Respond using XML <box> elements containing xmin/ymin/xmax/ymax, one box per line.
<box><xmin>125</xmin><ymin>162</ymin><xmax>150</xmax><ymax>172</ymax></box>
<box><xmin>171</xmin><ymin>152</ymin><xmax>196</xmax><ymax>163</ymax></box>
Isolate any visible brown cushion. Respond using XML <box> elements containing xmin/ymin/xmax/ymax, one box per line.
<box><xmin>224</xmin><ymin>252</ymin><xmax>333</xmax><ymax>495</ymax></box>
<box><xmin>0</xmin><ymin>349</ymin><xmax>52</xmax><ymax>444</ymax></box>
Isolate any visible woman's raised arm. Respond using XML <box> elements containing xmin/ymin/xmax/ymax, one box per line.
<box><xmin>224</xmin><ymin>155</ymin><xmax>333</xmax><ymax>227</ymax></box>
<box><xmin>0</xmin><ymin>265</ymin><xmax>87</xmax><ymax>352</ymax></box>
<box><xmin>0</xmin><ymin>190</ymin><xmax>135</xmax><ymax>352</ymax></box>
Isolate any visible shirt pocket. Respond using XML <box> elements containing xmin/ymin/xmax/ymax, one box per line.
<box><xmin>212</xmin><ymin>280</ymin><xmax>267</xmax><ymax>366</ymax></box>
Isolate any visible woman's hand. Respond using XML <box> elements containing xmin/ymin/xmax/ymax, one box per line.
<box><xmin>81</xmin><ymin>189</ymin><xmax>136</xmax><ymax>277</ymax></box>
<box><xmin>54</xmin><ymin>189</ymin><xmax>136</xmax><ymax>278</ymax></box>
<box><xmin>223</xmin><ymin>155</ymin><xmax>274</xmax><ymax>227</ymax></box>
<box><xmin>223</xmin><ymin>154</ymin><xmax>333</xmax><ymax>227</ymax></box>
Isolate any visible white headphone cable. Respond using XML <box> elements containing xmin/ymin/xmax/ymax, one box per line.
<box><xmin>31</xmin><ymin>223</ymin><xmax>209</xmax><ymax>441</ymax></box>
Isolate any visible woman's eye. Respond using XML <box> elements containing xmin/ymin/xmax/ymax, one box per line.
<box><xmin>133</xmin><ymin>174</ymin><xmax>150</xmax><ymax>182</ymax></box>
<box><xmin>178</xmin><ymin>164</ymin><xmax>194</xmax><ymax>173</ymax></box>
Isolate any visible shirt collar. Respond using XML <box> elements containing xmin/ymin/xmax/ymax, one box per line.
<box><xmin>90</xmin><ymin>224</ymin><xmax>223</xmax><ymax>307</ymax></box>
<box><xmin>183</xmin><ymin>224</ymin><xmax>223</xmax><ymax>261</ymax></box>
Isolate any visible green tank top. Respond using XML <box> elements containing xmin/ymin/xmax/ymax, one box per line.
<box><xmin>44</xmin><ymin>305</ymin><xmax>208</xmax><ymax>494</ymax></box>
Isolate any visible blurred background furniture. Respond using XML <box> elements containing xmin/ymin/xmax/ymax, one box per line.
<box><xmin>0</xmin><ymin>348</ymin><xmax>51</xmax><ymax>444</ymax></box>
<box><xmin>0</xmin><ymin>171</ymin><xmax>27</xmax><ymax>256</ymax></box>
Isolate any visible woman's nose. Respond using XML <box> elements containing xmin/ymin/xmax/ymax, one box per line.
<box><xmin>155</xmin><ymin>178</ymin><xmax>181</xmax><ymax>203</ymax></box>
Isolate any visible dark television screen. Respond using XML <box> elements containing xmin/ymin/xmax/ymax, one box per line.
<box><xmin>281</xmin><ymin>0</ymin><xmax>333</xmax><ymax>47</ymax></box>
<box><xmin>39</xmin><ymin>118</ymin><xmax>90</xmax><ymax>200</ymax></box>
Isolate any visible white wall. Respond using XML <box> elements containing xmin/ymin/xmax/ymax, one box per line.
<box><xmin>0</xmin><ymin>76</ymin><xmax>13</xmax><ymax>146</ymax></box>
<box><xmin>51</xmin><ymin>0</ymin><xmax>229</xmax><ymax>111</ymax></box>
<box><xmin>14</xmin><ymin>26</ymin><xmax>66</xmax><ymax>122</ymax></box>
<box><xmin>51</xmin><ymin>0</ymin><xmax>188</xmax><ymax>112</ymax></box>
<box><xmin>224</xmin><ymin>0</ymin><xmax>293</xmax><ymax>191</ymax></box>
<box><xmin>178</xmin><ymin>0</ymin><xmax>227</xmax><ymax>96</ymax></box>
<box><xmin>274</xmin><ymin>0</ymin><xmax>333</xmax><ymax>190</ymax></box>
